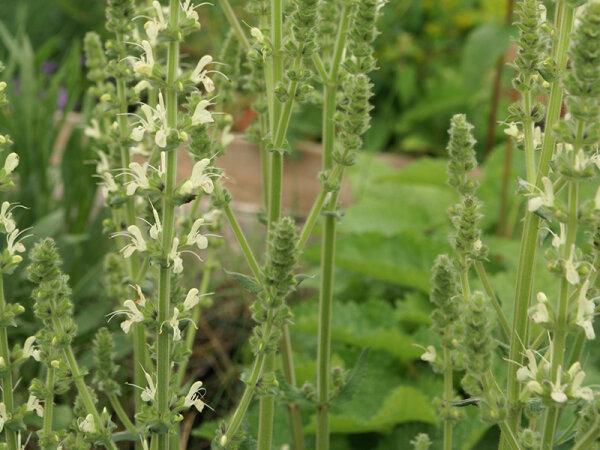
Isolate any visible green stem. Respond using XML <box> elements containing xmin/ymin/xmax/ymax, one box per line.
<box><xmin>522</xmin><ymin>88</ymin><xmax>536</xmax><ymax>185</ymax></box>
<box><xmin>0</xmin><ymin>276</ymin><xmax>17</xmax><ymax>450</ymax></box>
<box><xmin>502</xmin><ymin>3</ymin><xmax>575</xmax><ymax>444</ymax></box>
<box><xmin>108</xmin><ymin>394</ymin><xmax>137</xmax><ymax>434</ymax></box>
<box><xmin>222</xmin><ymin>315</ymin><xmax>274</xmax><ymax>447</ymax></box>
<box><xmin>297</xmin><ymin>164</ymin><xmax>343</xmax><ymax>250</ymax></box>
<box><xmin>316</xmin><ymin>212</ymin><xmax>336</xmax><ymax>450</ymax></box>
<box><xmin>281</xmin><ymin>327</ymin><xmax>304</xmax><ymax>450</ymax></box>
<box><xmin>541</xmin><ymin>125</ymin><xmax>581</xmax><ymax>449</ymax></box>
<box><xmin>176</xmin><ymin>248</ymin><xmax>215</xmax><ymax>387</ymax></box>
<box><xmin>315</xmin><ymin>9</ymin><xmax>351</xmax><ymax>448</ymax></box>
<box><xmin>217</xmin><ymin>0</ymin><xmax>250</xmax><ymax>51</ymax></box>
<box><xmin>62</xmin><ymin>341</ymin><xmax>118</xmax><ymax>450</ymax></box>
<box><xmin>258</xmin><ymin>0</ymin><xmax>283</xmax><ymax>445</ymax></box>
<box><xmin>443</xmin><ymin>348</ymin><xmax>453</xmax><ymax>450</ymax></box>
<box><xmin>115</xmin><ymin>22</ymin><xmax>147</xmax><ymax>427</ymax></box>
<box><xmin>474</xmin><ymin>261</ymin><xmax>510</xmax><ymax>340</ymax></box>
<box><xmin>153</xmin><ymin>2</ymin><xmax>180</xmax><ymax>449</ymax></box>
<box><xmin>260</xmin><ymin>111</ymin><xmax>270</xmax><ymax>210</ymax></box>
<box><xmin>219</xmin><ymin>189</ymin><xmax>262</xmax><ymax>279</ymax></box>
<box><xmin>572</xmin><ymin>418</ymin><xmax>600</xmax><ymax>450</ymax></box>
<box><xmin>42</xmin><ymin>366</ymin><xmax>55</xmax><ymax>448</ymax></box>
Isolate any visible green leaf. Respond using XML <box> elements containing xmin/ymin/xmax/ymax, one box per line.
<box><xmin>332</xmin><ymin>348</ymin><xmax>370</xmax><ymax>408</ymax></box>
<box><xmin>294</xmin><ymin>300</ymin><xmax>423</xmax><ymax>363</ymax></box>
<box><xmin>340</xmin><ymin>184</ymin><xmax>455</xmax><ymax>236</ymax></box>
<box><xmin>461</xmin><ymin>24</ymin><xmax>513</xmax><ymax>90</ymax></box>
<box><xmin>307</xmin><ymin>385</ymin><xmax>437</xmax><ymax>434</ymax></box>
<box><xmin>305</xmin><ymin>231</ymin><xmax>449</xmax><ymax>292</ymax></box>
<box><xmin>277</xmin><ymin>370</ymin><xmax>315</xmax><ymax>408</ymax></box>
<box><xmin>225</xmin><ymin>270</ymin><xmax>262</xmax><ymax>293</ymax></box>
<box><xmin>294</xmin><ymin>274</ymin><xmax>314</xmax><ymax>288</ymax></box>
<box><xmin>377</xmin><ymin>157</ymin><xmax>449</xmax><ymax>188</ymax></box>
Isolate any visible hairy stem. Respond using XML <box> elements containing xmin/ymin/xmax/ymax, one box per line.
<box><xmin>0</xmin><ymin>276</ymin><xmax>17</xmax><ymax>450</ymax></box>
<box><xmin>502</xmin><ymin>2</ymin><xmax>575</xmax><ymax>444</ymax></box>
<box><xmin>153</xmin><ymin>2</ymin><xmax>180</xmax><ymax>448</ymax></box>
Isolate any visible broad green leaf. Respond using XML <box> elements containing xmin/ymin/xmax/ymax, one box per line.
<box><xmin>293</xmin><ymin>300</ymin><xmax>422</xmax><ymax>363</ymax></box>
<box><xmin>461</xmin><ymin>24</ymin><xmax>513</xmax><ymax>90</ymax></box>
<box><xmin>307</xmin><ymin>385</ymin><xmax>436</xmax><ymax>434</ymax></box>
<box><xmin>332</xmin><ymin>348</ymin><xmax>370</xmax><ymax>408</ymax></box>
<box><xmin>377</xmin><ymin>157</ymin><xmax>449</xmax><ymax>188</ymax></box>
<box><xmin>305</xmin><ymin>231</ymin><xmax>449</xmax><ymax>292</ymax></box>
<box><xmin>340</xmin><ymin>183</ymin><xmax>455</xmax><ymax>236</ymax></box>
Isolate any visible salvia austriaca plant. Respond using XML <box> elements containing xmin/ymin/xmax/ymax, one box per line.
<box><xmin>422</xmin><ymin>1</ymin><xmax>600</xmax><ymax>449</ymax></box>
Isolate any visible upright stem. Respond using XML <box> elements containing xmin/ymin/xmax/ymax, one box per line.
<box><xmin>443</xmin><ymin>348</ymin><xmax>453</xmax><ymax>450</ymax></box>
<box><xmin>115</xmin><ymin>23</ymin><xmax>147</xmax><ymax>426</ymax></box>
<box><xmin>51</xmin><ymin>315</ymin><xmax>117</xmax><ymax>450</ymax></box>
<box><xmin>154</xmin><ymin>2</ymin><xmax>180</xmax><ymax>449</ymax></box>
<box><xmin>502</xmin><ymin>2</ymin><xmax>575</xmax><ymax>444</ymax></box>
<box><xmin>258</xmin><ymin>1</ymin><xmax>283</xmax><ymax>447</ymax></box>
<box><xmin>0</xmin><ymin>277</ymin><xmax>17</xmax><ymax>450</ymax></box>
<box><xmin>175</xmin><ymin>248</ymin><xmax>215</xmax><ymax>387</ymax></box>
<box><xmin>217</xmin><ymin>0</ymin><xmax>250</xmax><ymax>51</ymax></box>
<box><xmin>42</xmin><ymin>366</ymin><xmax>56</xmax><ymax>447</ymax></box>
<box><xmin>316</xmin><ymin>8</ymin><xmax>351</xmax><ymax>449</ymax></box>
<box><xmin>540</xmin><ymin>124</ymin><xmax>581</xmax><ymax>450</ymax></box>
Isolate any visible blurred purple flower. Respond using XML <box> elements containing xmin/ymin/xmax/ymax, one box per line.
<box><xmin>58</xmin><ymin>88</ymin><xmax>68</xmax><ymax>110</ymax></box>
<box><xmin>41</xmin><ymin>60</ymin><xmax>58</xmax><ymax>74</ymax></box>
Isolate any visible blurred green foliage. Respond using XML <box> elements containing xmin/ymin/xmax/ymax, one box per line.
<box><xmin>3</xmin><ymin>0</ymin><xmax>517</xmax><ymax>157</ymax></box>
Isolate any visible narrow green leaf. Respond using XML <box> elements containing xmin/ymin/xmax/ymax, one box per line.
<box><xmin>225</xmin><ymin>270</ymin><xmax>262</xmax><ymax>293</ymax></box>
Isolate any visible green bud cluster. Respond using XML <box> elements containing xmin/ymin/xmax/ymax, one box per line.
<box><xmin>446</xmin><ymin>115</ymin><xmax>487</xmax><ymax>264</ymax></box>
<box><xmin>28</xmin><ymin>239</ymin><xmax>77</xmax><ymax>348</ymax></box>
<box><xmin>552</xmin><ymin>1</ymin><xmax>600</xmax><ymax>186</ymax></box>
<box><xmin>84</xmin><ymin>32</ymin><xmax>108</xmax><ymax>87</ymax></box>
<box><xmin>511</xmin><ymin>0</ymin><xmax>549</xmax><ymax>89</ymax></box>
<box><xmin>287</xmin><ymin>0</ymin><xmax>319</xmax><ymax>56</ymax></box>
<box><xmin>345</xmin><ymin>0</ymin><xmax>383</xmax><ymax>74</ymax></box>
<box><xmin>249</xmin><ymin>217</ymin><xmax>298</xmax><ymax>355</ymax></box>
<box><xmin>105</xmin><ymin>0</ymin><xmax>136</xmax><ymax>37</ymax></box>
<box><xmin>446</xmin><ymin>114</ymin><xmax>478</xmax><ymax>196</ymax></box>
<box><xmin>564</xmin><ymin>2</ymin><xmax>600</xmax><ymax>121</ymax></box>
<box><xmin>429</xmin><ymin>255</ymin><xmax>461</xmax><ymax>351</ymax></box>
<box><xmin>410</xmin><ymin>433</ymin><xmax>432</xmax><ymax>450</ymax></box>
<box><xmin>449</xmin><ymin>196</ymin><xmax>487</xmax><ymax>265</ymax></box>
<box><xmin>317</xmin><ymin>0</ymin><xmax>340</xmax><ymax>55</ymax></box>
<box><xmin>461</xmin><ymin>292</ymin><xmax>495</xmax><ymax>392</ymax></box>
<box><xmin>263</xmin><ymin>216</ymin><xmax>299</xmax><ymax>303</ymax></box>
<box><xmin>218</xmin><ymin>29</ymin><xmax>242</xmax><ymax>105</ymax></box>
<box><xmin>92</xmin><ymin>328</ymin><xmax>121</xmax><ymax>396</ymax></box>
<box><xmin>335</xmin><ymin>73</ymin><xmax>373</xmax><ymax>164</ymax></box>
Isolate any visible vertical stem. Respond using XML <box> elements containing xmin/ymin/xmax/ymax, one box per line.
<box><xmin>0</xmin><ymin>277</ymin><xmax>17</xmax><ymax>450</ymax></box>
<box><xmin>175</xmin><ymin>249</ymin><xmax>215</xmax><ymax>387</ymax></box>
<box><xmin>541</xmin><ymin>125</ymin><xmax>581</xmax><ymax>449</ymax></box>
<box><xmin>217</xmin><ymin>0</ymin><xmax>250</xmax><ymax>51</ymax></box>
<box><xmin>496</xmin><ymin>139</ymin><xmax>513</xmax><ymax>237</ymax></box>
<box><xmin>316</xmin><ymin>211</ymin><xmax>336</xmax><ymax>450</ymax></box>
<box><xmin>443</xmin><ymin>348</ymin><xmax>453</xmax><ymax>450</ymax></box>
<box><xmin>114</xmin><ymin>24</ymin><xmax>148</xmax><ymax>431</ymax></box>
<box><xmin>42</xmin><ymin>366</ymin><xmax>56</xmax><ymax>447</ymax></box>
<box><xmin>258</xmin><ymin>1</ymin><xmax>283</xmax><ymax>447</ymax></box>
<box><xmin>154</xmin><ymin>2</ymin><xmax>179</xmax><ymax>449</ymax></box>
<box><xmin>502</xmin><ymin>2</ymin><xmax>575</xmax><ymax>444</ymax></box>
<box><xmin>315</xmin><ymin>8</ymin><xmax>351</xmax><ymax>449</ymax></box>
